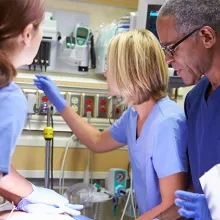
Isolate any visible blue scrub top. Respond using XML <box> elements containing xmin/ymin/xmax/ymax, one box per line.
<box><xmin>185</xmin><ymin>76</ymin><xmax>220</xmax><ymax>193</ymax></box>
<box><xmin>110</xmin><ymin>96</ymin><xmax>188</xmax><ymax>214</ymax></box>
<box><xmin>0</xmin><ymin>82</ymin><xmax>27</xmax><ymax>174</ymax></box>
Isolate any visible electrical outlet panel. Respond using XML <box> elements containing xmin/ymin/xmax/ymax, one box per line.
<box><xmin>38</xmin><ymin>91</ymin><xmax>49</xmax><ymax>115</ymax></box>
<box><xmin>54</xmin><ymin>92</ymin><xmax>67</xmax><ymax>115</ymax></box>
<box><xmin>96</xmin><ymin>95</ymin><xmax>110</xmax><ymax>118</ymax></box>
<box><xmin>68</xmin><ymin>92</ymin><xmax>82</xmax><ymax>115</ymax></box>
<box><xmin>82</xmin><ymin>93</ymin><xmax>95</xmax><ymax>117</ymax></box>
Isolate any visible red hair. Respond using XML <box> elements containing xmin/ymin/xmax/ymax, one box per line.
<box><xmin>0</xmin><ymin>0</ymin><xmax>45</xmax><ymax>87</ymax></box>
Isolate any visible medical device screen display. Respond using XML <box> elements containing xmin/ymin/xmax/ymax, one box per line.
<box><xmin>146</xmin><ymin>5</ymin><xmax>162</xmax><ymax>39</ymax></box>
<box><xmin>77</xmin><ymin>29</ymin><xmax>88</xmax><ymax>39</ymax></box>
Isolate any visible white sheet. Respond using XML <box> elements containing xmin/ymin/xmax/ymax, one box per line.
<box><xmin>200</xmin><ymin>164</ymin><xmax>220</xmax><ymax>220</ymax></box>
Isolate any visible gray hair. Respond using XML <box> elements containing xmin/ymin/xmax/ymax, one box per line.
<box><xmin>158</xmin><ymin>0</ymin><xmax>220</xmax><ymax>35</ymax></box>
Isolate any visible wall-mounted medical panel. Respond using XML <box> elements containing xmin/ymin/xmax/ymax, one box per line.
<box><xmin>20</xmin><ymin>10</ymin><xmax>90</xmax><ymax>75</ymax></box>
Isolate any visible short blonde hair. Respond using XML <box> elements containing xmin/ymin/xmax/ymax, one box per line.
<box><xmin>107</xmin><ymin>29</ymin><xmax>168</xmax><ymax>105</ymax></box>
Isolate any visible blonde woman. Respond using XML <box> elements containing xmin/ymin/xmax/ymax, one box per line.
<box><xmin>34</xmin><ymin>30</ymin><xmax>188</xmax><ymax>219</ymax></box>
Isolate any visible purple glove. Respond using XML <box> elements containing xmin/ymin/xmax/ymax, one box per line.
<box><xmin>17</xmin><ymin>200</ymin><xmax>86</xmax><ymax>217</ymax></box>
<box><xmin>34</xmin><ymin>74</ymin><xmax>67</xmax><ymax>112</ymax></box>
<box><xmin>17</xmin><ymin>184</ymin><xmax>83</xmax><ymax>216</ymax></box>
<box><xmin>17</xmin><ymin>200</ymin><xmax>67</xmax><ymax>214</ymax></box>
<box><xmin>175</xmin><ymin>190</ymin><xmax>212</xmax><ymax>220</ymax></box>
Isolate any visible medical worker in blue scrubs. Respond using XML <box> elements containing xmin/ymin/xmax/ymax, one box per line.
<box><xmin>34</xmin><ymin>29</ymin><xmax>189</xmax><ymax>219</ymax></box>
<box><xmin>0</xmin><ymin>0</ymin><xmax>87</xmax><ymax>218</ymax></box>
<box><xmin>156</xmin><ymin>0</ymin><xmax>220</xmax><ymax>219</ymax></box>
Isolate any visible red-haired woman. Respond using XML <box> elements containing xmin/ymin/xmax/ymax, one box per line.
<box><xmin>0</xmin><ymin>0</ymin><xmax>83</xmax><ymax>218</ymax></box>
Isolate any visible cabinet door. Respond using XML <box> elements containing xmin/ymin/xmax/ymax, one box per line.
<box><xmin>85</xmin><ymin>0</ymin><xmax>138</xmax><ymax>8</ymax></box>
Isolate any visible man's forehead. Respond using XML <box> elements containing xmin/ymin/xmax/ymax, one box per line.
<box><xmin>156</xmin><ymin>16</ymin><xmax>179</xmax><ymax>46</ymax></box>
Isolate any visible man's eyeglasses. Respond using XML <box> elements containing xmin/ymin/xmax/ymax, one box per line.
<box><xmin>162</xmin><ymin>27</ymin><xmax>202</xmax><ymax>57</ymax></box>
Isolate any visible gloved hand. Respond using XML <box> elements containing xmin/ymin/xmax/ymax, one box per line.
<box><xmin>17</xmin><ymin>184</ymin><xmax>83</xmax><ymax>216</ymax></box>
<box><xmin>17</xmin><ymin>199</ymin><xmax>80</xmax><ymax>216</ymax></box>
<box><xmin>34</xmin><ymin>74</ymin><xmax>67</xmax><ymax>112</ymax></box>
<box><xmin>175</xmin><ymin>190</ymin><xmax>212</xmax><ymax>220</ymax></box>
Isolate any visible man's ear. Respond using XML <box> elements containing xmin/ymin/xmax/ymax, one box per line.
<box><xmin>19</xmin><ymin>24</ymin><xmax>34</xmax><ymax>46</ymax></box>
<box><xmin>200</xmin><ymin>26</ymin><xmax>216</xmax><ymax>49</ymax></box>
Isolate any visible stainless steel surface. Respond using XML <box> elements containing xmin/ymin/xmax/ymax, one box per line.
<box><xmin>45</xmin><ymin>105</ymin><xmax>51</xmax><ymax>188</ymax></box>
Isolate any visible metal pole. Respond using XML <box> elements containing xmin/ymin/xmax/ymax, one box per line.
<box><xmin>45</xmin><ymin>104</ymin><xmax>51</xmax><ymax>188</ymax></box>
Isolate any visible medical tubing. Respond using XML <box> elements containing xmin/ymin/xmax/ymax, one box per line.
<box><xmin>120</xmin><ymin>170</ymin><xmax>136</xmax><ymax>220</ymax></box>
<box><xmin>120</xmin><ymin>189</ymin><xmax>131</xmax><ymax>220</ymax></box>
<box><xmin>59</xmin><ymin>134</ymin><xmax>75</xmax><ymax>194</ymax></box>
<box><xmin>61</xmin><ymin>137</ymin><xmax>71</xmax><ymax>194</ymax></box>
<box><xmin>61</xmin><ymin>137</ymin><xmax>72</xmax><ymax>195</ymax></box>
<box><xmin>83</xmin><ymin>150</ymin><xmax>90</xmax><ymax>185</ymax></box>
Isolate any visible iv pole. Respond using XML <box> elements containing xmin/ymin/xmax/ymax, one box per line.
<box><xmin>44</xmin><ymin>103</ymin><xmax>54</xmax><ymax>188</ymax></box>
<box><xmin>34</xmin><ymin>97</ymin><xmax>54</xmax><ymax>189</ymax></box>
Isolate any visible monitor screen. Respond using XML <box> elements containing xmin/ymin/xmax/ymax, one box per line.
<box><xmin>77</xmin><ymin>28</ymin><xmax>88</xmax><ymax>39</ymax></box>
<box><xmin>146</xmin><ymin>5</ymin><xmax>162</xmax><ymax>39</ymax></box>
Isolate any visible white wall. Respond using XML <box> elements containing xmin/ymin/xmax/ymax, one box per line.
<box><xmin>46</xmin><ymin>0</ymin><xmax>133</xmax><ymax>31</ymax></box>
<box><xmin>44</xmin><ymin>0</ymin><xmax>135</xmax><ymax>79</ymax></box>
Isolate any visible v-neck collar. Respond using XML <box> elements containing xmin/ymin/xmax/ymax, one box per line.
<box><xmin>131</xmin><ymin>97</ymin><xmax>170</xmax><ymax>146</ymax></box>
<box><xmin>202</xmin><ymin>79</ymin><xmax>220</xmax><ymax>107</ymax></box>
<box><xmin>131</xmin><ymin>103</ymin><xmax>159</xmax><ymax>145</ymax></box>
